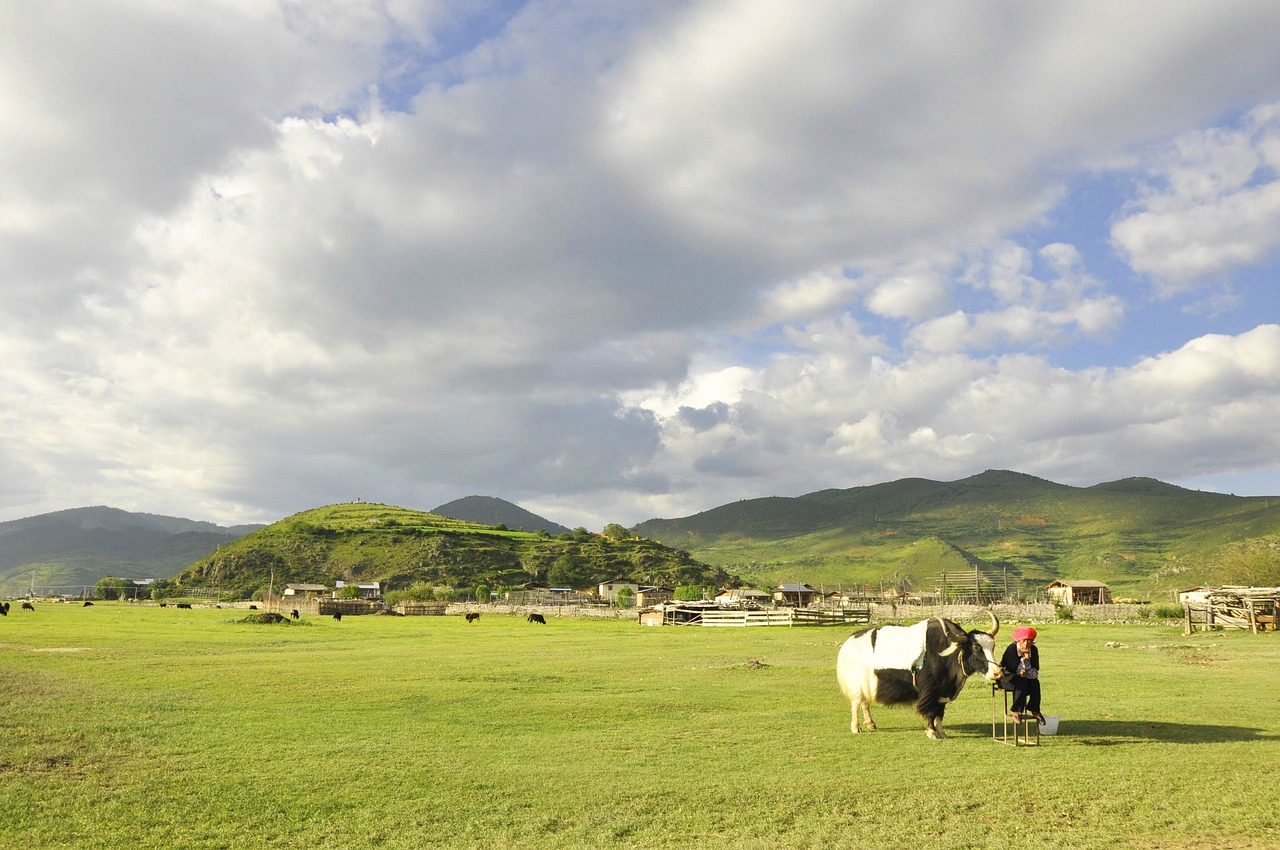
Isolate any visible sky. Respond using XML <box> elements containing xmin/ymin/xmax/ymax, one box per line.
<box><xmin>4</xmin><ymin>0</ymin><xmax>1280</xmax><ymax>531</ymax></box>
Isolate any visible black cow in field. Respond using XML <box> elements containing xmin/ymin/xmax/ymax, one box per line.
<box><xmin>21</xmin><ymin>602</ymin><xmax>35</xmax><ymax>612</ymax></box>
<box><xmin>176</xmin><ymin>602</ymin><xmax>193</xmax><ymax>609</ymax></box>
<box><xmin>291</xmin><ymin>609</ymin><xmax>300</xmax><ymax>620</ymax></box>
<box><xmin>527</xmin><ymin>613</ymin><xmax>546</xmax><ymax>624</ymax></box>
<box><xmin>465</xmin><ymin>612</ymin><xmax>481</xmax><ymax>623</ymax></box>
<box><xmin>332</xmin><ymin>611</ymin><xmax>342</xmax><ymax>621</ymax></box>
<box><xmin>248</xmin><ymin>604</ymin><xmax>257</xmax><ymax>610</ymax></box>
<box><xmin>0</xmin><ymin>601</ymin><xmax>10</xmax><ymax>616</ymax></box>
<box><xmin>83</xmin><ymin>601</ymin><xmax>94</xmax><ymax>607</ymax></box>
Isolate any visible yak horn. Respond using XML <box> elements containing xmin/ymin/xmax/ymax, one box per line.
<box><xmin>986</xmin><ymin>610</ymin><xmax>1000</xmax><ymax>637</ymax></box>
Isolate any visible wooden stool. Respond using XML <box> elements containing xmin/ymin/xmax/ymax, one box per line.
<box><xmin>992</xmin><ymin>684</ymin><xmax>1040</xmax><ymax>746</ymax></box>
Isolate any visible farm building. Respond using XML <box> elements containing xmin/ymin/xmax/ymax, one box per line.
<box><xmin>773</xmin><ymin>583</ymin><xmax>820</xmax><ymax>607</ymax></box>
<box><xmin>334</xmin><ymin>581</ymin><xmax>381</xmax><ymax>599</ymax></box>
<box><xmin>597</xmin><ymin>579</ymin><xmax>640</xmax><ymax>602</ymax></box>
<box><xmin>1180</xmin><ymin>586</ymin><xmax>1280</xmax><ymax>633</ymax></box>
<box><xmin>282</xmin><ymin>583</ymin><xmax>328</xmax><ymax>598</ymax></box>
<box><xmin>634</xmin><ymin>586</ymin><xmax>673</xmax><ymax>607</ymax></box>
<box><xmin>1046</xmin><ymin>579</ymin><xmax>1112</xmax><ymax>605</ymax></box>
<box><xmin>714</xmin><ymin>587</ymin><xmax>772</xmax><ymax>607</ymax></box>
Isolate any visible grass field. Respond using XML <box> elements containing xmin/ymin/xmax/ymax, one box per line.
<box><xmin>2</xmin><ymin>604</ymin><xmax>1277</xmax><ymax>849</ymax></box>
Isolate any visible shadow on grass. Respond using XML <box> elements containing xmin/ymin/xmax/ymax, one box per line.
<box><xmin>949</xmin><ymin>720</ymin><xmax>1275</xmax><ymax>744</ymax></box>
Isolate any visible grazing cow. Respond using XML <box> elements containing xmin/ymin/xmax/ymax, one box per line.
<box><xmin>332</xmin><ymin>611</ymin><xmax>342</xmax><ymax>621</ymax></box>
<box><xmin>21</xmin><ymin>602</ymin><xmax>35</xmax><ymax>612</ymax></box>
<box><xmin>465</xmin><ymin>612</ymin><xmax>481</xmax><ymax>623</ymax></box>
<box><xmin>0</xmin><ymin>601</ymin><xmax>9</xmax><ymax>616</ymax></box>
<box><xmin>291</xmin><ymin>609</ymin><xmax>300</xmax><ymax>620</ymax></box>
<box><xmin>83</xmin><ymin>601</ymin><xmax>94</xmax><ymax>607</ymax></box>
<box><xmin>836</xmin><ymin>613</ymin><xmax>1002</xmax><ymax>740</ymax></box>
<box><xmin>248</xmin><ymin>604</ymin><xmax>257</xmax><ymax>610</ymax></box>
<box><xmin>160</xmin><ymin>602</ymin><xmax>168</xmax><ymax>608</ymax></box>
<box><xmin>527</xmin><ymin>613</ymin><xmax>546</xmax><ymax>624</ymax></box>
<box><xmin>176</xmin><ymin>602</ymin><xmax>192</xmax><ymax>609</ymax></box>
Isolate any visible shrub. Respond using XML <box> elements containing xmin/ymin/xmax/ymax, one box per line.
<box><xmin>1153</xmin><ymin>603</ymin><xmax>1184</xmax><ymax>619</ymax></box>
<box><xmin>1054</xmin><ymin>602</ymin><xmax>1074</xmax><ymax>620</ymax></box>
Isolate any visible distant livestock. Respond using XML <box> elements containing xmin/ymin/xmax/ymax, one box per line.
<box><xmin>248</xmin><ymin>604</ymin><xmax>257</xmax><ymax>610</ymax></box>
<box><xmin>291</xmin><ymin>610</ymin><xmax>300</xmax><ymax>620</ymax></box>
<box><xmin>836</xmin><ymin>613</ymin><xmax>1002</xmax><ymax>740</ymax></box>
<box><xmin>176</xmin><ymin>603</ymin><xmax>193</xmax><ymax>609</ymax></box>
<box><xmin>0</xmin><ymin>601</ymin><xmax>9</xmax><ymax>616</ymax></box>
<box><xmin>333</xmin><ymin>612</ymin><xmax>342</xmax><ymax>621</ymax></box>
<box><xmin>83</xmin><ymin>601</ymin><xmax>94</xmax><ymax>607</ymax></box>
<box><xmin>527</xmin><ymin>613</ymin><xmax>546</xmax><ymax>624</ymax></box>
<box><xmin>21</xmin><ymin>602</ymin><xmax>35</xmax><ymax>612</ymax></box>
<box><xmin>465</xmin><ymin>612</ymin><xmax>481</xmax><ymax>623</ymax></box>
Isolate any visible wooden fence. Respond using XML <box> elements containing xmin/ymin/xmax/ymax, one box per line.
<box><xmin>1184</xmin><ymin>592</ymin><xmax>1278</xmax><ymax>634</ymax></box>
<box><xmin>689</xmin><ymin>607</ymin><xmax>872</xmax><ymax>628</ymax></box>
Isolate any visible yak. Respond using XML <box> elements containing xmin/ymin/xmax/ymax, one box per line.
<box><xmin>837</xmin><ymin>613</ymin><xmax>1002</xmax><ymax>740</ymax></box>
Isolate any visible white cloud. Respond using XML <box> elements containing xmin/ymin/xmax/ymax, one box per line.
<box><xmin>5</xmin><ymin>1</ymin><xmax>1280</xmax><ymax>530</ymax></box>
<box><xmin>1112</xmin><ymin>103</ymin><xmax>1280</xmax><ymax>289</ymax></box>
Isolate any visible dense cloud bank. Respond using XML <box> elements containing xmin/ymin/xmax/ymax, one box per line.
<box><xmin>3</xmin><ymin>1</ymin><xmax>1280</xmax><ymax>527</ymax></box>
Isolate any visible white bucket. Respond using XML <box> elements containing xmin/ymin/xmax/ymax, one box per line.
<box><xmin>1040</xmin><ymin>715</ymin><xmax>1059</xmax><ymax>735</ymax></box>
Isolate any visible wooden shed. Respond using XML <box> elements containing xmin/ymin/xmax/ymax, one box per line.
<box><xmin>773</xmin><ymin>583</ymin><xmax>820</xmax><ymax>607</ymax></box>
<box><xmin>282</xmin><ymin>583</ymin><xmax>329</xmax><ymax>598</ymax></box>
<box><xmin>1046</xmin><ymin>579</ymin><xmax>1112</xmax><ymax>605</ymax></box>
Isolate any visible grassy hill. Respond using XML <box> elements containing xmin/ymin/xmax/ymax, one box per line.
<box><xmin>432</xmin><ymin>495</ymin><xmax>571</xmax><ymax>535</ymax></box>
<box><xmin>0</xmin><ymin>507</ymin><xmax>260</xmax><ymax>595</ymax></box>
<box><xmin>174</xmin><ymin>502</ymin><xmax>731</xmax><ymax>598</ymax></box>
<box><xmin>632</xmin><ymin>470</ymin><xmax>1280</xmax><ymax>599</ymax></box>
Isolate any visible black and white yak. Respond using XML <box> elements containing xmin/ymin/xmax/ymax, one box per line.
<box><xmin>837</xmin><ymin>613</ymin><xmax>1001</xmax><ymax>739</ymax></box>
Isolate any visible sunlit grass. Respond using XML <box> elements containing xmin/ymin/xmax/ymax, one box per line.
<box><xmin>1</xmin><ymin>604</ymin><xmax>1277</xmax><ymax>848</ymax></box>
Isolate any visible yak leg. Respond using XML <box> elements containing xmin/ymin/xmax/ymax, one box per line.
<box><xmin>925</xmin><ymin>712</ymin><xmax>947</xmax><ymax>740</ymax></box>
<box><xmin>849</xmin><ymin>694</ymin><xmax>877</xmax><ymax>733</ymax></box>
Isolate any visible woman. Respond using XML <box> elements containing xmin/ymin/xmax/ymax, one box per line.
<box><xmin>1000</xmin><ymin>625</ymin><xmax>1044</xmax><ymax>724</ymax></box>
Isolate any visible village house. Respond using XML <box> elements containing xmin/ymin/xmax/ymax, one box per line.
<box><xmin>282</xmin><ymin>583</ymin><xmax>328</xmax><ymax>598</ymax></box>
<box><xmin>713</xmin><ymin>587</ymin><xmax>772</xmax><ymax>607</ymax></box>
<box><xmin>1046</xmin><ymin>579</ymin><xmax>1112</xmax><ymax>605</ymax></box>
<box><xmin>773</xmin><ymin>583</ymin><xmax>820</xmax><ymax>607</ymax></box>
<box><xmin>334</xmin><ymin>580</ymin><xmax>381</xmax><ymax>599</ymax></box>
<box><xmin>597</xmin><ymin>578</ymin><xmax>640</xmax><ymax>603</ymax></box>
<box><xmin>634</xmin><ymin>586</ymin><xmax>674</xmax><ymax>607</ymax></box>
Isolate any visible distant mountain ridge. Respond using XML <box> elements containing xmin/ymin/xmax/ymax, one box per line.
<box><xmin>631</xmin><ymin>470</ymin><xmax>1280</xmax><ymax>596</ymax></box>
<box><xmin>432</xmin><ymin>495</ymin><xmax>571</xmax><ymax>535</ymax></box>
<box><xmin>0</xmin><ymin>506</ymin><xmax>262</xmax><ymax>594</ymax></box>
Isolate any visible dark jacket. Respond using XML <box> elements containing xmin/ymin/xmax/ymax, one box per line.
<box><xmin>1000</xmin><ymin>642</ymin><xmax>1039</xmax><ymax>688</ymax></box>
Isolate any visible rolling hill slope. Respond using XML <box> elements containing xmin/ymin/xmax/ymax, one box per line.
<box><xmin>632</xmin><ymin>470</ymin><xmax>1280</xmax><ymax>597</ymax></box>
<box><xmin>174</xmin><ymin>502</ymin><xmax>730</xmax><ymax>598</ymax></box>
<box><xmin>0</xmin><ymin>507</ymin><xmax>261</xmax><ymax>595</ymax></box>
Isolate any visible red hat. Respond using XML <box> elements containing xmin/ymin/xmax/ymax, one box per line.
<box><xmin>1011</xmin><ymin>626</ymin><xmax>1037</xmax><ymax>642</ymax></box>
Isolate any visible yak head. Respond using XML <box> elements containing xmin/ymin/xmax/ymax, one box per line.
<box><xmin>937</xmin><ymin>612</ymin><xmax>1002</xmax><ymax>682</ymax></box>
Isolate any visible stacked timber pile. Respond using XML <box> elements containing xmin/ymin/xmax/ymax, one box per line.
<box><xmin>1185</xmin><ymin>587</ymin><xmax>1279</xmax><ymax>634</ymax></box>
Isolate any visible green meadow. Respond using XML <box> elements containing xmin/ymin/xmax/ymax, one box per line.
<box><xmin>1</xmin><ymin>604</ymin><xmax>1277</xmax><ymax>849</ymax></box>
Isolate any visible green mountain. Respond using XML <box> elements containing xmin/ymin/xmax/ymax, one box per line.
<box><xmin>0</xmin><ymin>507</ymin><xmax>262</xmax><ymax>595</ymax></box>
<box><xmin>174</xmin><ymin>502</ymin><xmax>731</xmax><ymax>598</ymax></box>
<box><xmin>432</xmin><ymin>495</ymin><xmax>571</xmax><ymax>535</ymax></box>
<box><xmin>631</xmin><ymin>470</ymin><xmax>1280</xmax><ymax>598</ymax></box>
